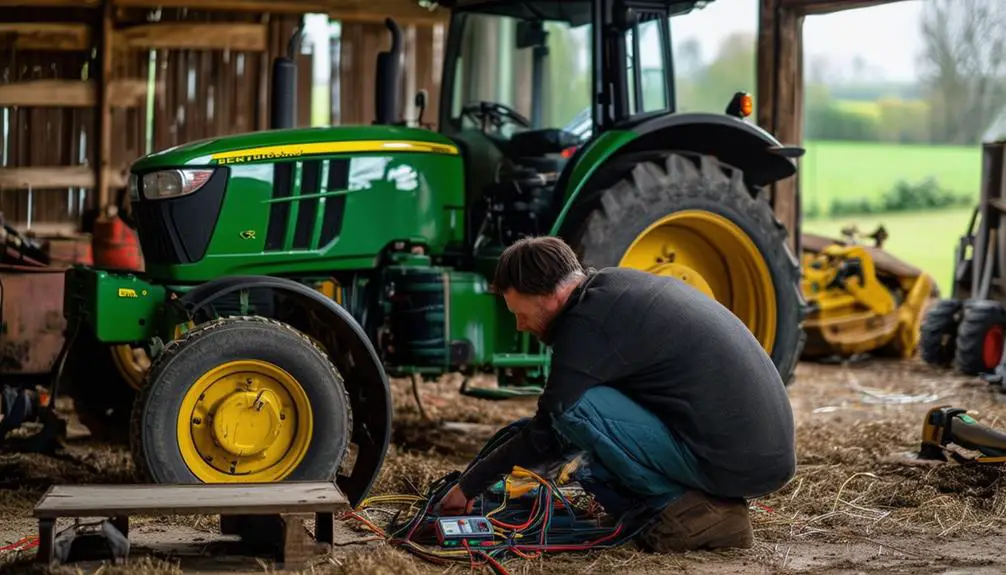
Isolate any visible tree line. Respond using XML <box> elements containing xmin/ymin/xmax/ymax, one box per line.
<box><xmin>674</xmin><ymin>0</ymin><xmax>1006</xmax><ymax>146</ymax></box>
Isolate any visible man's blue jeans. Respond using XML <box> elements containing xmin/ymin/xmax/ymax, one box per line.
<box><xmin>497</xmin><ymin>386</ymin><xmax>713</xmax><ymax>516</ymax></box>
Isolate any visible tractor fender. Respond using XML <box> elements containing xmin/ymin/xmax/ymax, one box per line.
<box><xmin>550</xmin><ymin>112</ymin><xmax>803</xmax><ymax>237</ymax></box>
<box><xmin>174</xmin><ymin>275</ymin><xmax>392</xmax><ymax>506</ymax></box>
<box><xmin>617</xmin><ymin>112</ymin><xmax>803</xmax><ymax>187</ymax></box>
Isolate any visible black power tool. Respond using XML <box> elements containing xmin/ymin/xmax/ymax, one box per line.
<box><xmin>918</xmin><ymin>406</ymin><xmax>1006</xmax><ymax>464</ymax></box>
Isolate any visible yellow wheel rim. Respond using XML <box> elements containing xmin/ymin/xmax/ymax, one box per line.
<box><xmin>618</xmin><ymin>210</ymin><xmax>778</xmax><ymax>355</ymax></box>
<box><xmin>110</xmin><ymin>344</ymin><xmax>151</xmax><ymax>391</ymax></box>
<box><xmin>177</xmin><ymin>359</ymin><xmax>313</xmax><ymax>483</ymax></box>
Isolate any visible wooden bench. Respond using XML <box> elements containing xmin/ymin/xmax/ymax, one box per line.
<box><xmin>33</xmin><ymin>481</ymin><xmax>350</xmax><ymax>568</ymax></box>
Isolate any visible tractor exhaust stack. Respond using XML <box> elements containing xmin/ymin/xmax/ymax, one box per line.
<box><xmin>271</xmin><ymin>22</ymin><xmax>304</xmax><ymax>130</ymax></box>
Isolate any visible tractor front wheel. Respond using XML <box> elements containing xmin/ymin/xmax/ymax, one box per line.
<box><xmin>130</xmin><ymin>316</ymin><xmax>352</xmax><ymax>484</ymax></box>
<box><xmin>953</xmin><ymin>300</ymin><xmax>1006</xmax><ymax>375</ymax></box>
<box><xmin>570</xmin><ymin>152</ymin><xmax>805</xmax><ymax>386</ymax></box>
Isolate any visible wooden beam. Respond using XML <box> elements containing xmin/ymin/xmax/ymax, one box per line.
<box><xmin>0</xmin><ymin>0</ymin><xmax>98</xmax><ymax>6</ymax></box>
<box><xmin>757</xmin><ymin>0</ymin><xmax>805</xmax><ymax>249</ymax></box>
<box><xmin>113</xmin><ymin>22</ymin><xmax>267</xmax><ymax>51</ymax></box>
<box><xmin>781</xmin><ymin>0</ymin><xmax>910</xmax><ymax>16</ymax></box>
<box><xmin>111</xmin><ymin>0</ymin><xmax>448</xmax><ymax>23</ymax></box>
<box><xmin>0</xmin><ymin>166</ymin><xmax>128</xmax><ymax>189</ymax></box>
<box><xmin>0</xmin><ymin>79</ymin><xmax>157</xmax><ymax>108</ymax></box>
<box><xmin>0</xmin><ymin>23</ymin><xmax>91</xmax><ymax>51</ymax></box>
<box><xmin>97</xmin><ymin>0</ymin><xmax>113</xmax><ymax>208</ymax></box>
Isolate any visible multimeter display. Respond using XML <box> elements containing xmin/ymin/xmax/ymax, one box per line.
<box><xmin>435</xmin><ymin>516</ymin><xmax>494</xmax><ymax>544</ymax></box>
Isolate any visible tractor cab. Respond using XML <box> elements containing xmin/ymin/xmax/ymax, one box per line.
<box><xmin>424</xmin><ymin>0</ymin><xmax>702</xmax><ymax>249</ymax></box>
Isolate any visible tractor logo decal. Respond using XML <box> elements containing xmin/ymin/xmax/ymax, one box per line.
<box><xmin>118</xmin><ymin>288</ymin><xmax>139</xmax><ymax>298</ymax></box>
<box><xmin>240</xmin><ymin>230</ymin><xmax>257</xmax><ymax>240</ymax></box>
<box><xmin>211</xmin><ymin>140</ymin><xmax>459</xmax><ymax>165</ymax></box>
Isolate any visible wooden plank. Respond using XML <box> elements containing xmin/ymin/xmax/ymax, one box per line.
<box><xmin>0</xmin><ymin>166</ymin><xmax>127</xmax><ymax>189</ymax></box>
<box><xmin>781</xmin><ymin>0</ymin><xmax>909</xmax><ymax>15</ymax></box>
<box><xmin>33</xmin><ymin>482</ymin><xmax>349</xmax><ymax>518</ymax></box>
<box><xmin>0</xmin><ymin>23</ymin><xmax>91</xmax><ymax>51</ymax></box>
<box><xmin>0</xmin><ymin>0</ymin><xmax>99</xmax><ymax>6</ymax></box>
<box><xmin>111</xmin><ymin>0</ymin><xmax>448</xmax><ymax>23</ymax></box>
<box><xmin>0</xmin><ymin>79</ymin><xmax>155</xmax><ymax>108</ymax></box>
<box><xmin>0</xmin><ymin>80</ymin><xmax>93</xmax><ymax>107</ymax></box>
<box><xmin>97</xmin><ymin>0</ymin><xmax>114</xmax><ymax>208</ymax></box>
<box><xmin>114</xmin><ymin>23</ymin><xmax>267</xmax><ymax>52</ymax></box>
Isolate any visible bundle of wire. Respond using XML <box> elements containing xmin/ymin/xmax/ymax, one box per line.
<box><xmin>345</xmin><ymin>466</ymin><xmax>656</xmax><ymax>574</ymax></box>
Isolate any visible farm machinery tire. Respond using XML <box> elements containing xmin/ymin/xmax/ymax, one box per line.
<box><xmin>918</xmin><ymin>298</ymin><xmax>963</xmax><ymax>368</ymax></box>
<box><xmin>62</xmin><ymin>328</ymin><xmax>138</xmax><ymax>443</ymax></box>
<box><xmin>130</xmin><ymin>316</ymin><xmax>352</xmax><ymax>487</ymax></box>
<box><xmin>569</xmin><ymin>151</ymin><xmax>805</xmax><ymax>386</ymax></box>
<box><xmin>953</xmin><ymin>300</ymin><xmax>1006</xmax><ymax>375</ymax></box>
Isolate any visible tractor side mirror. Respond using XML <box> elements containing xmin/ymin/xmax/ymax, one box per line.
<box><xmin>516</xmin><ymin>20</ymin><xmax>547</xmax><ymax>49</ymax></box>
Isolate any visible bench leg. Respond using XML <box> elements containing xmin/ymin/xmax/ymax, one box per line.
<box><xmin>315</xmin><ymin>512</ymin><xmax>334</xmax><ymax>545</ymax></box>
<box><xmin>36</xmin><ymin>519</ymin><xmax>55</xmax><ymax>565</ymax></box>
<box><xmin>278</xmin><ymin>513</ymin><xmax>328</xmax><ymax>569</ymax></box>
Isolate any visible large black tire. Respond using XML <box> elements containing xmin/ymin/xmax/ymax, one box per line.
<box><xmin>568</xmin><ymin>152</ymin><xmax>806</xmax><ymax>386</ymax></box>
<box><xmin>62</xmin><ymin>328</ymin><xmax>137</xmax><ymax>444</ymax></box>
<box><xmin>130</xmin><ymin>315</ymin><xmax>352</xmax><ymax>484</ymax></box>
<box><xmin>918</xmin><ymin>298</ymin><xmax>963</xmax><ymax>367</ymax></box>
<box><xmin>954</xmin><ymin>300</ymin><xmax>1006</xmax><ymax>375</ymax></box>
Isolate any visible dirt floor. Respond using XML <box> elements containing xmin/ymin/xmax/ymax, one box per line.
<box><xmin>2</xmin><ymin>357</ymin><xmax>1006</xmax><ymax>574</ymax></box>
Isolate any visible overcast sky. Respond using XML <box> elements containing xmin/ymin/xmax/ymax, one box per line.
<box><xmin>673</xmin><ymin>0</ymin><xmax>925</xmax><ymax>82</ymax></box>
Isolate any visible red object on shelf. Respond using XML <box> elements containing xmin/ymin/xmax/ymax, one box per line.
<box><xmin>92</xmin><ymin>212</ymin><xmax>144</xmax><ymax>272</ymax></box>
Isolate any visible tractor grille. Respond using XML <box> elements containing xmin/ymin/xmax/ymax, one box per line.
<box><xmin>132</xmin><ymin>167</ymin><xmax>229</xmax><ymax>265</ymax></box>
<box><xmin>263</xmin><ymin>158</ymin><xmax>349</xmax><ymax>253</ymax></box>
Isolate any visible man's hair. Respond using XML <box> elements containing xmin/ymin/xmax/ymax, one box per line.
<box><xmin>493</xmin><ymin>236</ymin><xmax>584</xmax><ymax>295</ymax></box>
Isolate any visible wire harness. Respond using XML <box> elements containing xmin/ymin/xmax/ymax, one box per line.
<box><xmin>346</xmin><ymin>466</ymin><xmax>656</xmax><ymax>574</ymax></box>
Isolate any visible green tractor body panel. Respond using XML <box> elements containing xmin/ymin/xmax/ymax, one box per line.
<box><xmin>63</xmin><ymin>267</ymin><xmax>167</xmax><ymax>343</ymax></box>
<box><xmin>132</xmin><ymin>126</ymin><xmax>467</xmax><ymax>284</ymax></box>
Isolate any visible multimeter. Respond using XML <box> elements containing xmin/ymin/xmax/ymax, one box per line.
<box><xmin>434</xmin><ymin>516</ymin><xmax>494</xmax><ymax>546</ymax></box>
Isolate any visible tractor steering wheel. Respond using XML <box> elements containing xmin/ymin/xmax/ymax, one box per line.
<box><xmin>460</xmin><ymin>101</ymin><xmax>532</xmax><ymax>136</ymax></box>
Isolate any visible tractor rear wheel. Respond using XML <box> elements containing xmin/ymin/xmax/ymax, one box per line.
<box><xmin>569</xmin><ymin>152</ymin><xmax>805</xmax><ymax>386</ymax></box>
<box><xmin>130</xmin><ymin>316</ymin><xmax>352</xmax><ymax>484</ymax></box>
<box><xmin>918</xmin><ymin>298</ymin><xmax>962</xmax><ymax>367</ymax></box>
<box><xmin>953</xmin><ymin>300</ymin><xmax>1006</xmax><ymax>375</ymax></box>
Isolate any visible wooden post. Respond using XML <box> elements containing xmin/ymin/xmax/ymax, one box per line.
<box><xmin>96</xmin><ymin>0</ymin><xmax>114</xmax><ymax>209</ymax></box>
<box><xmin>757</xmin><ymin>0</ymin><xmax>804</xmax><ymax>252</ymax></box>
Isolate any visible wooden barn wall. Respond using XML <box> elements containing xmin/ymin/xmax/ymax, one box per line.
<box><xmin>0</xmin><ymin>7</ymin><xmax>449</xmax><ymax>233</ymax></box>
<box><xmin>336</xmin><ymin>21</ymin><xmax>444</xmax><ymax>127</ymax></box>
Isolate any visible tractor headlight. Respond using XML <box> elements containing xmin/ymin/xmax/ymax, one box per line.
<box><xmin>141</xmin><ymin>169</ymin><xmax>215</xmax><ymax>200</ymax></box>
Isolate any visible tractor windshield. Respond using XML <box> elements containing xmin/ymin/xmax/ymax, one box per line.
<box><xmin>442</xmin><ymin>11</ymin><xmax>593</xmax><ymax>138</ymax></box>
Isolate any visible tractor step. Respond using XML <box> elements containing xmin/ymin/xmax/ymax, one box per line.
<box><xmin>459</xmin><ymin>379</ymin><xmax>543</xmax><ymax>400</ymax></box>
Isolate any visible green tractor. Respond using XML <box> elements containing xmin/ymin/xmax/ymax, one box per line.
<box><xmin>53</xmin><ymin>0</ymin><xmax>806</xmax><ymax>507</ymax></box>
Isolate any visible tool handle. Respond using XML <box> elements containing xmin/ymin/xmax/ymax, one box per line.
<box><xmin>951</xmin><ymin>413</ymin><xmax>1006</xmax><ymax>457</ymax></box>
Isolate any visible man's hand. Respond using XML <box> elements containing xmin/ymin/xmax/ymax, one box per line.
<box><xmin>437</xmin><ymin>484</ymin><xmax>474</xmax><ymax>515</ymax></box>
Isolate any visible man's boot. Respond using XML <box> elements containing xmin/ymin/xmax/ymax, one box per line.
<box><xmin>638</xmin><ymin>490</ymin><xmax>753</xmax><ymax>553</ymax></box>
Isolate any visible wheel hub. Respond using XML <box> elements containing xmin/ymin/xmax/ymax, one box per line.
<box><xmin>210</xmin><ymin>388</ymin><xmax>283</xmax><ymax>457</ymax></box>
<box><xmin>179</xmin><ymin>360</ymin><xmax>312</xmax><ymax>482</ymax></box>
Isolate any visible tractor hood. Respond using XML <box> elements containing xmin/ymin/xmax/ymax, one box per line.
<box><xmin>130</xmin><ymin>125</ymin><xmax>460</xmax><ymax>172</ymax></box>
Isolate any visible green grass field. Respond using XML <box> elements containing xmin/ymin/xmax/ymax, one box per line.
<box><xmin>800</xmin><ymin>140</ymin><xmax>983</xmax><ymax>296</ymax></box>
<box><xmin>801</xmin><ymin>140</ymin><xmax>981</xmax><ymax>214</ymax></box>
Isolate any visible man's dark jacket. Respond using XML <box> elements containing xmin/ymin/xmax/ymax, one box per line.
<box><xmin>457</xmin><ymin>267</ymin><xmax>797</xmax><ymax>500</ymax></box>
